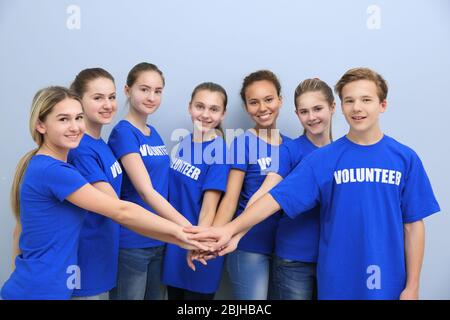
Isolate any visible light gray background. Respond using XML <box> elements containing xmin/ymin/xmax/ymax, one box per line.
<box><xmin>0</xmin><ymin>0</ymin><xmax>449</xmax><ymax>299</ymax></box>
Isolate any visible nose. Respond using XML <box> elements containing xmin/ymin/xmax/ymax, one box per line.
<box><xmin>147</xmin><ymin>90</ymin><xmax>156</xmax><ymax>102</ymax></box>
<box><xmin>69</xmin><ymin>119</ymin><xmax>79</xmax><ymax>132</ymax></box>
<box><xmin>103</xmin><ymin>98</ymin><xmax>113</xmax><ymax>110</ymax></box>
<box><xmin>258</xmin><ymin>101</ymin><xmax>268</xmax><ymax>113</ymax></box>
<box><xmin>200</xmin><ymin>109</ymin><xmax>211</xmax><ymax>120</ymax></box>
<box><xmin>352</xmin><ymin>100</ymin><xmax>363</xmax><ymax>113</ymax></box>
<box><xmin>307</xmin><ymin>112</ymin><xmax>316</xmax><ymax>122</ymax></box>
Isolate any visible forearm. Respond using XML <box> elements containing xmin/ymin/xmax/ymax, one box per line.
<box><xmin>142</xmin><ymin>190</ymin><xmax>191</xmax><ymax>227</ymax></box>
<box><xmin>212</xmin><ymin>198</ymin><xmax>239</xmax><ymax>226</ymax></box>
<box><xmin>226</xmin><ymin>193</ymin><xmax>280</xmax><ymax>236</ymax></box>
<box><xmin>116</xmin><ymin>200</ymin><xmax>185</xmax><ymax>244</ymax></box>
<box><xmin>403</xmin><ymin>220</ymin><xmax>425</xmax><ymax>291</ymax></box>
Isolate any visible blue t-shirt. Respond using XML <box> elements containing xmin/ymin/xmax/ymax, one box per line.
<box><xmin>275</xmin><ymin>135</ymin><xmax>320</xmax><ymax>262</ymax></box>
<box><xmin>269</xmin><ymin>135</ymin><xmax>441</xmax><ymax>299</ymax></box>
<box><xmin>1</xmin><ymin>155</ymin><xmax>88</xmax><ymax>300</ymax></box>
<box><xmin>162</xmin><ymin>134</ymin><xmax>229</xmax><ymax>294</ymax></box>
<box><xmin>108</xmin><ymin>120</ymin><xmax>169</xmax><ymax>248</ymax></box>
<box><xmin>68</xmin><ymin>134</ymin><xmax>123</xmax><ymax>296</ymax></box>
<box><xmin>230</xmin><ymin>130</ymin><xmax>291</xmax><ymax>254</ymax></box>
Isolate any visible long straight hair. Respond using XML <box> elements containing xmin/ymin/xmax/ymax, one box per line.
<box><xmin>10</xmin><ymin>86</ymin><xmax>81</xmax><ymax>219</ymax></box>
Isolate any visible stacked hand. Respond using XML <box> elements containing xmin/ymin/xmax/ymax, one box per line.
<box><xmin>182</xmin><ymin>225</ymin><xmax>242</xmax><ymax>271</ymax></box>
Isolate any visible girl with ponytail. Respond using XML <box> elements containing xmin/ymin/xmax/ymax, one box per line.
<box><xmin>1</xmin><ymin>86</ymin><xmax>208</xmax><ymax>300</ymax></box>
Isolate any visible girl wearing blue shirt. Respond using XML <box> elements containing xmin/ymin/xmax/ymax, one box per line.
<box><xmin>108</xmin><ymin>63</ymin><xmax>191</xmax><ymax>300</ymax></box>
<box><xmin>245</xmin><ymin>78</ymin><xmax>335</xmax><ymax>300</ymax></box>
<box><xmin>187</xmin><ymin>68</ymin><xmax>441</xmax><ymax>300</ymax></box>
<box><xmin>67</xmin><ymin>68</ymin><xmax>122</xmax><ymax>299</ymax></box>
<box><xmin>162</xmin><ymin>82</ymin><xmax>229</xmax><ymax>300</ymax></box>
<box><xmin>211</xmin><ymin>70</ymin><xmax>291</xmax><ymax>300</ymax></box>
<box><xmin>1</xmin><ymin>86</ymin><xmax>207</xmax><ymax>300</ymax></box>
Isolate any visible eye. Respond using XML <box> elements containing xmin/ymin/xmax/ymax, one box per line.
<box><xmin>363</xmin><ymin>98</ymin><xmax>372</xmax><ymax>103</ymax></box>
<box><xmin>344</xmin><ymin>99</ymin><xmax>354</xmax><ymax>104</ymax></box>
<box><xmin>196</xmin><ymin>104</ymin><xmax>205</xmax><ymax>110</ymax></box>
<box><xmin>314</xmin><ymin>106</ymin><xmax>323</xmax><ymax>112</ymax></box>
<box><xmin>59</xmin><ymin>118</ymin><xmax>68</xmax><ymax>122</ymax></box>
<box><xmin>265</xmin><ymin>97</ymin><xmax>273</xmax><ymax>103</ymax></box>
<box><xmin>141</xmin><ymin>88</ymin><xmax>149</xmax><ymax>93</ymax></box>
<box><xmin>76</xmin><ymin>115</ymin><xmax>84</xmax><ymax>120</ymax></box>
<box><xmin>94</xmin><ymin>96</ymin><xmax>102</xmax><ymax>101</ymax></box>
<box><xmin>109</xmin><ymin>95</ymin><xmax>116</xmax><ymax>101</ymax></box>
<box><xmin>155</xmin><ymin>89</ymin><xmax>163</xmax><ymax>95</ymax></box>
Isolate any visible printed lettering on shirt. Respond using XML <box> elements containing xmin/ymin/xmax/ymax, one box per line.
<box><xmin>257</xmin><ymin>157</ymin><xmax>272</xmax><ymax>171</ymax></box>
<box><xmin>171</xmin><ymin>157</ymin><xmax>201</xmax><ymax>181</ymax></box>
<box><xmin>366</xmin><ymin>265</ymin><xmax>381</xmax><ymax>290</ymax></box>
<box><xmin>110</xmin><ymin>161</ymin><xmax>122</xmax><ymax>178</ymax></box>
<box><xmin>66</xmin><ymin>265</ymin><xmax>81</xmax><ymax>290</ymax></box>
<box><xmin>139</xmin><ymin>145</ymin><xmax>168</xmax><ymax>157</ymax></box>
<box><xmin>334</xmin><ymin>168</ymin><xmax>402</xmax><ymax>186</ymax></box>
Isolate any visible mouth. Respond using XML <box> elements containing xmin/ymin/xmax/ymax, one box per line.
<box><xmin>99</xmin><ymin>111</ymin><xmax>113</xmax><ymax>118</ymax></box>
<box><xmin>307</xmin><ymin>121</ymin><xmax>322</xmax><ymax>128</ymax></box>
<box><xmin>64</xmin><ymin>133</ymin><xmax>82</xmax><ymax>141</ymax></box>
<box><xmin>257</xmin><ymin>113</ymin><xmax>272</xmax><ymax>121</ymax></box>
<box><xmin>351</xmin><ymin>115</ymin><xmax>367</xmax><ymax>121</ymax></box>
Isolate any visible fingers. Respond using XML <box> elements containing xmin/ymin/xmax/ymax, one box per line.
<box><xmin>183</xmin><ymin>225</ymin><xmax>210</xmax><ymax>234</ymax></box>
<box><xmin>186</xmin><ymin>252</ymin><xmax>196</xmax><ymax>271</ymax></box>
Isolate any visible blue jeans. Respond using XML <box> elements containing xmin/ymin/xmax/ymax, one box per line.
<box><xmin>226</xmin><ymin>250</ymin><xmax>272</xmax><ymax>300</ymax></box>
<box><xmin>109</xmin><ymin>246</ymin><xmax>166</xmax><ymax>300</ymax></box>
<box><xmin>271</xmin><ymin>255</ymin><xmax>317</xmax><ymax>300</ymax></box>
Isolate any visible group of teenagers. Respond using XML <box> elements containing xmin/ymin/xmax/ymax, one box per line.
<box><xmin>1</xmin><ymin>63</ymin><xmax>440</xmax><ymax>300</ymax></box>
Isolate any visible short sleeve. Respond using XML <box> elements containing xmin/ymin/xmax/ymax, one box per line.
<box><xmin>275</xmin><ymin>144</ymin><xmax>293</xmax><ymax>178</ymax></box>
<box><xmin>44</xmin><ymin>162</ymin><xmax>88</xmax><ymax>202</ymax></box>
<box><xmin>70</xmin><ymin>154</ymin><xmax>109</xmax><ymax>184</ymax></box>
<box><xmin>269</xmin><ymin>161</ymin><xmax>320</xmax><ymax>219</ymax></box>
<box><xmin>108</xmin><ymin>124</ymin><xmax>140</xmax><ymax>159</ymax></box>
<box><xmin>401</xmin><ymin>152</ymin><xmax>440</xmax><ymax>223</ymax></box>
<box><xmin>202</xmin><ymin>163</ymin><xmax>230</xmax><ymax>193</ymax></box>
<box><xmin>228</xmin><ymin>135</ymin><xmax>248</xmax><ymax>172</ymax></box>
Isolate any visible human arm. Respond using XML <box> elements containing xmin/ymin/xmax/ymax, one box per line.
<box><xmin>186</xmin><ymin>193</ymin><xmax>281</xmax><ymax>253</ymax></box>
<box><xmin>187</xmin><ymin>190</ymin><xmax>223</xmax><ymax>270</ymax></box>
<box><xmin>400</xmin><ymin>220</ymin><xmax>425</xmax><ymax>300</ymax></box>
<box><xmin>120</xmin><ymin>153</ymin><xmax>191</xmax><ymax>226</ymax></box>
<box><xmin>66</xmin><ymin>183</ymin><xmax>208</xmax><ymax>251</ymax></box>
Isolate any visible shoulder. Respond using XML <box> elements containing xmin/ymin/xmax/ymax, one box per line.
<box><xmin>111</xmin><ymin>120</ymin><xmax>134</xmax><ymax>135</ymax></box>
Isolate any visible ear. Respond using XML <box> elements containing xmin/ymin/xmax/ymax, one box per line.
<box><xmin>330</xmin><ymin>101</ymin><xmax>336</xmax><ymax>114</ymax></box>
<box><xmin>279</xmin><ymin>95</ymin><xmax>283</xmax><ymax>107</ymax></box>
<box><xmin>124</xmin><ymin>85</ymin><xmax>131</xmax><ymax>98</ymax></box>
<box><xmin>35</xmin><ymin>120</ymin><xmax>46</xmax><ymax>134</ymax></box>
<box><xmin>380</xmin><ymin>99</ymin><xmax>387</xmax><ymax>113</ymax></box>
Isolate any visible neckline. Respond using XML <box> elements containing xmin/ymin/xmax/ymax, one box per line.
<box><xmin>343</xmin><ymin>134</ymin><xmax>386</xmax><ymax>148</ymax></box>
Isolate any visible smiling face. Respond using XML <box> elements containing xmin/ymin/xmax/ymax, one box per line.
<box><xmin>125</xmin><ymin>70</ymin><xmax>164</xmax><ymax>115</ymax></box>
<box><xmin>341</xmin><ymin>79</ymin><xmax>387</xmax><ymax>137</ymax></box>
<box><xmin>244</xmin><ymin>80</ymin><xmax>282</xmax><ymax>129</ymax></box>
<box><xmin>36</xmin><ymin>98</ymin><xmax>85</xmax><ymax>151</ymax></box>
<box><xmin>81</xmin><ymin>77</ymin><xmax>117</xmax><ymax>126</ymax></box>
<box><xmin>189</xmin><ymin>89</ymin><xmax>226</xmax><ymax>134</ymax></box>
<box><xmin>295</xmin><ymin>91</ymin><xmax>334</xmax><ymax>138</ymax></box>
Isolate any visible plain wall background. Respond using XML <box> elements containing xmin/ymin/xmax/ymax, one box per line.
<box><xmin>0</xmin><ymin>0</ymin><xmax>448</xmax><ymax>299</ymax></box>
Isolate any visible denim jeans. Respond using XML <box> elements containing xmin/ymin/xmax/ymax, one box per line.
<box><xmin>226</xmin><ymin>250</ymin><xmax>272</xmax><ymax>300</ymax></box>
<box><xmin>109</xmin><ymin>246</ymin><xmax>166</xmax><ymax>300</ymax></box>
<box><xmin>271</xmin><ymin>255</ymin><xmax>317</xmax><ymax>300</ymax></box>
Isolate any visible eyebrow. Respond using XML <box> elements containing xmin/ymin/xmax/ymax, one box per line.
<box><xmin>138</xmin><ymin>84</ymin><xmax>163</xmax><ymax>90</ymax></box>
<box><xmin>91</xmin><ymin>92</ymin><xmax>116</xmax><ymax>96</ymax></box>
<box><xmin>56</xmin><ymin>112</ymin><xmax>84</xmax><ymax>117</ymax></box>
